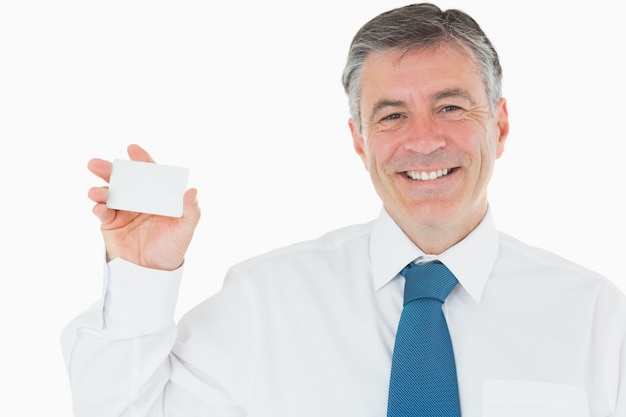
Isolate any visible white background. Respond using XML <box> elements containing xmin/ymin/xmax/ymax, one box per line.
<box><xmin>1</xmin><ymin>0</ymin><xmax>624</xmax><ymax>415</ymax></box>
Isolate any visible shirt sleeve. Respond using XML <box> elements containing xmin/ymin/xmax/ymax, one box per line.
<box><xmin>60</xmin><ymin>258</ymin><xmax>182</xmax><ymax>417</ymax></box>
<box><xmin>61</xmin><ymin>257</ymin><xmax>252</xmax><ymax>417</ymax></box>
<box><xmin>612</xmin><ymin>301</ymin><xmax>626</xmax><ymax>416</ymax></box>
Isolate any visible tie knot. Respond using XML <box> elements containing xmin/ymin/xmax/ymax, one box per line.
<box><xmin>401</xmin><ymin>261</ymin><xmax>458</xmax><ymax>305</ymax></box>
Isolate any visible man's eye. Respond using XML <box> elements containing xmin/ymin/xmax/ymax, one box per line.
<box><xmin>441</xmin><ymin>105</ymin><xmax>461</xmax><ymax>112</ymax></box>
<box><xmin>382</xmin><ymin>113</ymin><xmax>403</xmax><ymax>121</ymax></box>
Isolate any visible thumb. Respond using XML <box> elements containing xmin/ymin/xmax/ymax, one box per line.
<box><xmin>182</xmin><ymin>188</ymin><xmax>201</xmax><ymax>225</ymax></box>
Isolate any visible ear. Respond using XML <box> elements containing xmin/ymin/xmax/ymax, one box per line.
<box><xmin>494</xmin><ymin>98</ymin><xmax>509</xmax><ymax>159</ymax></box>
<box><xmin>349</xmin><ymin>118</ymin><xmax>369</xmax><ymax>170</ymax></box>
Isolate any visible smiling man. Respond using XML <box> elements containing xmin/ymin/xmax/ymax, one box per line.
<box><xmin>62</xmin><ymin>3</ymin><xmax>625</xmax><ymax>417</ymax></box>
<box><xmin>350</xmin><ymin>45</ymin><xmax>508</xmax><ymax>255</ymax></box>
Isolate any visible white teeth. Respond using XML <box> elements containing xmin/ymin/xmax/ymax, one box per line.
<box><xmin>406</xmin><ymin>168</ymin><xmax>450</xmax><ymax>181</ymax></box>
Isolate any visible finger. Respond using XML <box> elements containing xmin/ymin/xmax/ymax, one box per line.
<box><xmin>182</xmin><ymin>188</ymin><xmax>201</xmax><ymax>224</ymax></box>
<box><xmin>127</xmin><ymin>144</ymin><xmax>156</xmax><ymax>163</ymax></box>
<box><xmin>88</xmin><ymin>158</ymin><xmax>113</xmax><ymax>183</ymax></box>
<box><xmin>88</xmin><ymin>186</ymin><xmax>108</xmax><ymax>204</ymax></box>
<box><xmin>92</xmin><ymin>202</ymin><xmax>116</xmax><ymax>225</ymax></box>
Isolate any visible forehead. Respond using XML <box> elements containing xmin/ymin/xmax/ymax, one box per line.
<box><xmin>360</xmin><ymin>45</ymin><xmax>485</xmax><ymax>101</ymax></box>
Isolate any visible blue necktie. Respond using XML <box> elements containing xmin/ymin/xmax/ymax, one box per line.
<box><xmin>387</xmin><ymin>261</ymin><xmax>461</xmax><ymax>417</ymax></box>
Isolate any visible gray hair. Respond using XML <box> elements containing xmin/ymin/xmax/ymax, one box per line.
<box><xmin>342</xmin><ymin>3</ymin><xmax>502</xmax><ymax>132</ymax></box>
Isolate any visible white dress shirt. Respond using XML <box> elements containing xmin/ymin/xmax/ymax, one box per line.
<box><xmin>62</xmin><ymin>208</ymin><xmax>626</xmax><ymax>417</ymax></box>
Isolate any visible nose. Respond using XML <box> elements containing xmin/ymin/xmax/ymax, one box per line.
<box><xmin>403</xmin><ymin>114</ymin><xmax>446</xmax><ymax>155</ymax></box>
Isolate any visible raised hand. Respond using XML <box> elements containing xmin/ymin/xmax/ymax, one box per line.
<box><xmin>87</xmin><ymin>144</ymin><xmax>201</xmax><ymax>271</ymax></box>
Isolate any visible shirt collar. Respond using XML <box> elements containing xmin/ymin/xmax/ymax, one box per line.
<box><xmin>370</xmin><ymin>207</ymin><xmax>499</xmax><ymax>302</ymax></box>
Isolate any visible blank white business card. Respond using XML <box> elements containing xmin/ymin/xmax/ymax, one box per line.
<box><xmin>107</xmin><ymin>159</ymin><xmax>189</xmax><ymax>218</ymax></box>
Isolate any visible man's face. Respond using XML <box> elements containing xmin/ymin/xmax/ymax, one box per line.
<box><xmin>350</xmin><ymin>45</ymin><xmax>509</xmax><ymax>242</ymax></box>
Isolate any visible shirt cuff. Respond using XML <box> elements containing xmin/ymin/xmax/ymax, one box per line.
<box><xmin>102</xmin><ymin>257</ymin><xmax>183</xmax><ymax>338</ymax></box>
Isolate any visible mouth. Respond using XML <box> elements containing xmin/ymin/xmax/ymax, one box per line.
<box><xmin>404</xmin><ymin>168</ymin><xmax>456</xmax><ymax>181</ymax></box>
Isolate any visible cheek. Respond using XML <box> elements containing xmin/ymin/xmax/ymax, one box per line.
<box><xmin>368</xmin><ymin>135</ymin><xmax>400</xmax><ymax>165</ymax></box>
<box><xmin>475</xmin><ymin>142</ymin><xmax>498</xmax><ymax>183</ymax></box>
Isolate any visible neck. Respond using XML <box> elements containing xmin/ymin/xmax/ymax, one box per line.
<box><xmin>388</xmin><ymin>205</ymin><xmax>488</xmax><ymax>255</ymax></box>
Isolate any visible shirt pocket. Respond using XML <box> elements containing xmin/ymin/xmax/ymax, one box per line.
<box><xmin>482</xmin><ymin>379</ymin><xmax>590</xmax><ymax>417</ymax></box>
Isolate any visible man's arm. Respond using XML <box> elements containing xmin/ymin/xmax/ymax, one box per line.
<box><xmin>61</xmin><ymin>145</ymin><xmax>206</xmax><ymax>416</ymax></box>
<box><xmin>61</xmin><ymin>259</ymin><xmax>182</xmax><ymax>416</ymax></box>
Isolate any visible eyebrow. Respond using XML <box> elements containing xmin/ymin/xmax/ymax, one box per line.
<box><xmin>368</xmin><ymin>99</ymin><xmax>407</xmax><ymax>122</ymax></box>
<box><xmin>433</xmin><ymin>88</ymin><xmax>477</xmax><ymax>106</ymax></box>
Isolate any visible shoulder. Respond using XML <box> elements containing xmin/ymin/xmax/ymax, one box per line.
<box><xmin>226</xmin><ymin>221</ymin><xmax>374</xmax><ymax>279</ymax></box>
<box><xmin>497</xmin><ymin>231</ymin><xmax>624</xmax><ymax>300</ymax></box>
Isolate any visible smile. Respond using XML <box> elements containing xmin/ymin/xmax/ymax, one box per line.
<box><xmin>404</xmin><ymin>168</ymin><xmax>452</xmax><ymax>181</ymax></box>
